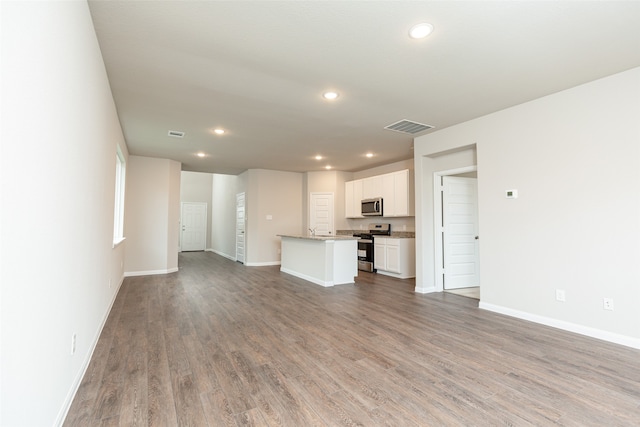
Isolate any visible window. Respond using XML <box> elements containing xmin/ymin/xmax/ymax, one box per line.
<box><xmin>113</xmin><ymin>146</ymin><xmax>126</xmax><ymax>246</ymax></box>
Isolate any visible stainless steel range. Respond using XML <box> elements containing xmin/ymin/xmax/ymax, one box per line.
<box><xmin>353</xmin><ymin>223</ymin><xmax>391</xmax><ymax>272</ymax></box>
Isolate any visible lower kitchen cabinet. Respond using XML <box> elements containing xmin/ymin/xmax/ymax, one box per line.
<box><xmin>373</xmin><ymin>237</ymin><xmax>415</xmax><ymax>279</ymax></box>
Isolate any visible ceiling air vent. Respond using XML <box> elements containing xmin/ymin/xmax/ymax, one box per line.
<box><xmin>384</xmin><ymin>119</ymin><xmax>434</xmax><ymax>135</ymax></box>
<box><xmin>168</xmin><ymin>130</ymin><xmax>185</xmax><ymax>138</ymax></box>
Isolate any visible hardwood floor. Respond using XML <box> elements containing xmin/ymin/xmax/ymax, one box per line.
<box><xmin>65</xmin><ymin>252</ymin><xmax>640</xmax><ymax>426</ymax></box>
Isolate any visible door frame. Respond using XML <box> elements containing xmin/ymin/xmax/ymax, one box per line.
<box><xmin>433</xmin><ymin>165</ymin><xmax>478</xmax><ymax>292</ymax></box>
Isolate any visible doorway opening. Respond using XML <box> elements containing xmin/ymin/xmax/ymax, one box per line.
<box><xmin>433</xmin><ymin>166</ymin><xmax>480</xmax><ymax>300</ymax></box>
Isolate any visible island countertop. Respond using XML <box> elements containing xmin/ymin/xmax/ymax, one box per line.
<box><xmin>277</xmin><ymin>234</ymin><xmax>359</xmax><ymax>241</ymax></box>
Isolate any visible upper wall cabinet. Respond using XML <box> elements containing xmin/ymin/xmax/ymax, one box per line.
<box><xmin>382</xmin><ymin>169</ymin><xmax>412</xmax><ymax>217</ymax></box>
<box><xmin>345</xmin><ymin>169</ymin><xmax>414</xmax><ymax>218</ymax></box>
<box><xmin>362</xmin><ymin>175</ymin><xmax>383</xmax><ymax>199</ymax></box>
<box><xmin>345</xmin><ymin>179</ymin><xmax>364</xmax><ymax>218</ymax></box>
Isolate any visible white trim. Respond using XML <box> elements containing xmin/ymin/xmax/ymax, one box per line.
<box><xmin>377</xmin><ymin>270</ymin><xmax>415</xmax><ymax>279</ymax></box>
<box><xmin>124</xmin><ymin>267</ymin><xmax>179</xmax><ymax>277</ymax></box>
<box><xmin>245</xmin><ymin>261</ymin><xmax>281</xmax><ymax>267</ymax></box>
<box><xmin>414</xmin><ymin>285</ymin><xmax>437</xmax><ymax>294</ymax></box>
<box><xmin>56</xmin><ymin>275</ymin><xmax>125</xmax><ymax>426</ymax></box>
<box><xmin>432</xmin><ymin>165</ymin><xmax>477</xmax><ymax>293</ymax></box>
<box><xmin>112</xmin><ymin>236</ymin><xmax>126</xmax><ymax>249</ymax></box>
<box><xmin>479</xmin><ymin>301</ymin><xmax>640</xmax><ymax>350</ymax></box>
<box><xmin>113</xmin><ymin>148</ymin><xmax>126</xmax><ymax>243</ymax></box>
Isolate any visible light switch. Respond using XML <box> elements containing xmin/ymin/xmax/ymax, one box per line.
<box><xmin>266</xmin><ymin>215</ymin><xmax>273</xmax><ymax>220</ymax></box>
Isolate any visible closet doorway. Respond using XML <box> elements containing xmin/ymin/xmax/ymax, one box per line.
<box><xmin>434</xmin><ymin>167</ymin><xmax>480</xmax><ymax>299</ymax></box>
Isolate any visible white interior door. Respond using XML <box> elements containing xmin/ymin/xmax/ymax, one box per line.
<box><xmin>443</xmin><ymin>176</ymin><xmax>479</xmax><ymax>289</ymax></box>
<box><xmin>236</xmin><ymin>192</ymin><xmax>245</xmax><ymax>263</ymax></box>
<box><xmin>309</xmin><ymin>192</ymin><xmax>334</xmax><ymax>236</ymax></box>
<box><xmin>181</xmin><ymin>202</ymin><xmax>207</xmax><ymax>252</ymax></box>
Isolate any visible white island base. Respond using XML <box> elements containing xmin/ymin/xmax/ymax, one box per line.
<box><xmin>278</xmin><ymin>235</ymin><xmax>358</xmax><ymax>287</ymax></box>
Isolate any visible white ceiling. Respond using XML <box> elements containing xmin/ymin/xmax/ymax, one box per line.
<box><xmin>88</xmin><ymin>1</ymin><xmax>640</xmax><ymax>175</ymax></box>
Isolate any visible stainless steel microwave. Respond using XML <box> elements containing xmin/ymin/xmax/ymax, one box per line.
<box><xmin>361</xmin><ymin>197</ymin><xmax>383</xmax><ymax>216</ymax></box>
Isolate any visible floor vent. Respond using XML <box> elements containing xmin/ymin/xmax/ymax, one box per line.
<box><xmin>168</xmin><ymin>130</ymin><xmax>185</xmax><ymax>138</ymax></box>
<box><xmin>384</xmin><ymin>119</ymin><xmax>434</xmax><ymax>135</ymax></box>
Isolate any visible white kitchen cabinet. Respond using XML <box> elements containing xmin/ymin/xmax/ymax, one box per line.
<box><xmin>380</xmin><ymin>169</ymin><xmax>412</xmax><ymax>217</ymax></box>
<box><xmin>392</xmin><ymin>169</ymin><xmax>410</xmax><ymax>216</ymax></box>
<box><xmin>345</xmin><ymin>179</ymin><xmax>363</xmax><ymax>218</ymax></box>
<box><xmin>344</xmin><ymin>169</ymin><xmax>413</xmax><ymax>218</ymax></box>
<box><xmin>362</xmin><ymin>175</ymin><xmax>383</xmax><ymax>199</ymax></box>
<box><xmin>373</xmin><ymin>237</ymin><xmax>415</xmax><ymax>279</ymax></box>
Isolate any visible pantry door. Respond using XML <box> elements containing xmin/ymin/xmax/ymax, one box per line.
<box><xmin>309</xmin><ymin>192</ymin><xmax>334</xmax><ymax>236</ymax></box>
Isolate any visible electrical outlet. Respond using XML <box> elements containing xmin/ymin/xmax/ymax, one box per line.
<box><xmin>603</xmin><ymin>298</ymin><xmax>614</xmax><ymax>311</ymax></box>
<box><xmin>555</xmin><ymin>289</ymin><xmax>566</xmax><ymax>302</ymax></box>
<box><xmin>71</xmin><ymin>334</ymin><xmax>77</xmax><ymax>355</ymax></box>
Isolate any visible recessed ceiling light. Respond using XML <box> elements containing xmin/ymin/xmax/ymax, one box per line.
<box><xmin>196</xmin><ymin>152</ymin><xmax>206</xmax><ymax>158</ymax></box>
<box><xmin>325</xmin><ymin>165</ymin><xmax>332</xmax><ymax>170</ymax></box>
<box><xmin>322</xmin><ymin>91</ymin><xmax>339</xmax><ymax>100</ymax></box>
<box><xmin>409</xmin><ymin>23</ymin><xmax>433</xmax><ymax>39</ymax></box>
<box><xmin>315</xmin><ymin>155</ymin><xmax>323</xmax><ymax>160</ymax></box>
<box><xmin>213</xmin><ymin>128</ymin><xmax>225</xmax><ymax>135</ymax></box>
<box><xmin>366</xmin><ymin>153</ymin><xmax>374</xmax><ymax>158</ymax></box>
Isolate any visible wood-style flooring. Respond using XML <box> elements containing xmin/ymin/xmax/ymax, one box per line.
<box><xmin>65</xmin><ymin>251</ymin><xmax>640</xmax><ymax>426</ymax></box>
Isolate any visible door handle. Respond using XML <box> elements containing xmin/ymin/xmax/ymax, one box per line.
<box><xmin>475</xmin><ymin>236</ymin><xmax>479</xmax><ymax>240</ymax></box>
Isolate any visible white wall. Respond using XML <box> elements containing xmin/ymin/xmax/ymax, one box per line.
<box><xmin>414</xmin><ymin>67</ymin><xmax>640</xmax><ymax>348</ymax></box>
<box><xmin>181</xmin><ymin>171</ymin><xmax>213</xmax><ymax>249</ymax></box>
<box><xmin>246</xmin><ymin>169</ymin><xmax>303</xmax><ymax>265</ymax></box>
<box><xmin>124</xmin><ymin>156</ymin><xmax>181</xmax><ymax>275</ymax></box>
<box><xmin>211</xmin><ymin>173</ymin><xmax>241</xmax><ymax>260</ymax></box>
<box><xmin>0</xmin><ymin>1</ymin><xmax>128</xmax><ymax>425</ymax></box>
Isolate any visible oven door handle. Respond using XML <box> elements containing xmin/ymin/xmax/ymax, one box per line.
<box><xmin>359</xmin><ymin>239</ymin><xmax>373</xmax><ymax>243</ymax></box>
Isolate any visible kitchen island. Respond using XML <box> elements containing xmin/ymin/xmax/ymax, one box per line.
<box><xmin>278</xmin><ymin>234</ymin><xmax>358</xmax><ymax>287</ymax></box>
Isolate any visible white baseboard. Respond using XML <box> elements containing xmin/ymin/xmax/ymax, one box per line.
<box><xmin>414</xmin><ymin>285</ymin><xmax>437</xmax><ymax>294</ymax></box>
<box><xmin>479</xmin><ymin>301</ymin><xmax>640</xmax><ymax>350</ymax></box>
<box><xmin>245</xmin><ymin>261</ymin><xmax>281</xmax><ymax>267</ymax></box>
<box><xmin>377</xmin><ymin>270</ymin><xmax>415</xmax><ymax>280</ymax></box>
<box><xmin>56</xmin><ymin>275</ymin><xmax>125</xmax><ymax>426</ymax></box>
<box><xmin>207</xmin><ymin>248</ymin><xmax>237</xmax><ymax>261</ymax></box>
<box><xmin>124</xmin><ymin>267</ymin><xmax>179</xmax><ymax>277</ymax></box>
